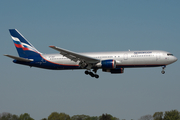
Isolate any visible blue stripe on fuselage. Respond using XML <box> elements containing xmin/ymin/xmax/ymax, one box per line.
<box><xmin>13</xmin><ymin>54</ymin><xmax>80</xmax><ymax>70</ymax></box>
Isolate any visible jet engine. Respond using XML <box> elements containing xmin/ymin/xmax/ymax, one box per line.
<box><xmin>101</xmin><ymin>59</ymin><xmax>116</xmax><ymax>69</ymax></box>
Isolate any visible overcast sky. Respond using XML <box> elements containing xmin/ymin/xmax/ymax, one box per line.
<box><xmin>1</xmin><ymin>1</ymin><xmax>180</xmax><ymax>120</ymax></box>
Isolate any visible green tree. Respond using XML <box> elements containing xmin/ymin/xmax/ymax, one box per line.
<box><xmin>0</xmin><ymin>112</ymin><xmax>19</xmax><ymax>120</ymax></box>
<box><xmin>19</xmin><ymin>113</ymin><xmax>34</xmax><ymax>120</ymax></box>
<box><xmin>99</xmin><ymin>114</ymin><xmax>119</xmax><ymax>120</ymax></box>
<box><xmin>153</xmin><ymin>112</ymin><xmax>163</xmax><ymax>120</ymax></box>
<box><xmin>71</xmin><ymin>115</ymin><xmax>90</xmax><ymax>120</ymax></box>
<box><xmin>41</xmin><ymin>118</ymin><xmax>47</xmax><ymax>120</ymax></box>
<box><xmin>48</xmin><ymin>112</ymin><xmax>60</xmax><ymax>120</ymax></box>
<box><xmin>99</xmin><ymin>114</ymin><xmax>112</xmax><ymax>120</ymax></box>
<box><xmin>48</xmin><ymin>112</ymin><xmax>70</xmax><ymax>120</ymax></box>
<box><xmin>59</xmin><ymin>113</ymin><xmax>70</xmax><ymax>120</ymax></box>
<box><xmin>90</xmin><ymin>116</ymin><xmax>98</xmax><ymax>120</ymax></box>
<box><xmin>138</xmin><ymin>114</ymin><xmax>153</xmax><ymax>120</ymax></box>
<box><xmin>12</xmin><ymin>114</ymin><xmax>19</xmax><ymax>120</ymax></box>
<box><xmin>163</xmin><ymin>110</ymin><xmax>180</xmax><ymax>120</ymax></box>
<box><xmin>111</xmin><ymin>116</ymin><xmax>119</xmax><ymax>120</ymax></box>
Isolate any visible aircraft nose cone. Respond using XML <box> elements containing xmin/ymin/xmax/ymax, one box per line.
<box><xmin>170</xmin><ymin>56</ymin><xmax>177</xmax><ymax>64</ymax></box>
<box><xmin>174</xmin><ymin>57</ymin><xmax>178</xmax><ymax>62</ymax></box>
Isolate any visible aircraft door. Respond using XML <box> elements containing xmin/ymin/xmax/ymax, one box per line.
<box><xmin>156</xmin><ymin>53</ymin><xmax>161</xmax><ymax>60</ymax></box>
<box><xmin>124</xmin><ymin>54</ymin><xmax>128</xmax><ymax>60</ymax></box>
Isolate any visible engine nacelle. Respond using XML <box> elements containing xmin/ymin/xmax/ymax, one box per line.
<box><xmin>110</xmin><ymin>68</ymin><xmax>124</xmax><ymax>74</ymax></box>
<box><xmin>101</xmin><ymin>59</ymin><xmax>116</xmax><ymax>69</ymax></box>
<box><xmin>102</xmin><ymin>68</ymin><xmax>124</xmax><ymax>74</ymax></box>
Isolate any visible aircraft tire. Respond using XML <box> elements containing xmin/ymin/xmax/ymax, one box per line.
<box><xmin>95</xmin><ymin>74</ymin><xmax>99</xmax><ymax>79</ymax></box>
<box><xmin>161</xmin><ymin>71</ymin><xmax>165</xmax><ymax>74</ymax></box>
<box><xmin>85</xmin><ymin>71</ymin><xmax>89</xmax><ymax>75</ymax></box>
<box><xmin>89</xmin><ymin>72</ymin><xmax>95</xmax><ymax>77</ymax></box>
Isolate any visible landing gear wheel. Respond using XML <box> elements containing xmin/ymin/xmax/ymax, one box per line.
<box><xmin>161</xmin><ymin>66</ymin><xmax>166</xmax><ymax>74</ymax></box>
<box><xmin>85</xmin><ymin>71</ymin><xmax>89</xmax><ymax>75</ymax></box>
<box><xmin>94</xmin><ymin>74</ymin><xmax>99</xmax><ymax>79</ymax></box>
<box><xmin>84</xmin><ymin>69</ymin><xmax>99</xmax><ymax>78</ymax></box>
<box><xmin>161</xmin><ymin>71</ymin><xmax>165</xmax><ymax>74</ymax></box>
<box><xmin>89</xmin><ymin>72</ymin><xmax>95</xmax><ymax>77</ymax></box>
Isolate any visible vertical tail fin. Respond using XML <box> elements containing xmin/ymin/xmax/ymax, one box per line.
<box><xmin>9</xmin><ymin>29</ymin><xmax>41</xmax><ymax>58</ymax></box>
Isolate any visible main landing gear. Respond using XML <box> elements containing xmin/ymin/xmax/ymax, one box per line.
<box><xmin>85</xmin><ymin>69</ymin><xmax>99</xmax><ymax>79</ymax></box>
<box><xmin>161</xmin><ymin>66</ymin><xmax>166</xmax><ymax>74</ymax></box>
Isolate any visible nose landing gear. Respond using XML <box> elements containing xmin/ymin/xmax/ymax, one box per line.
<box><xmin>161</xmin><ymin>66</ymin><xmax>166</xmax><ymax>74</ymax></box>
<box><xmin>85</xmin><ymin>69</ymin><xmax>99</xmax><ymax>79</ymax></box>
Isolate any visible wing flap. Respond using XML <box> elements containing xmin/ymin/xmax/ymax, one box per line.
<box><xmin>4</xmin><ymin>54</ymin><xmax>33</xmax><ymax>62</ymax></box>
<box><xmin>49</xmin><ymin>46</ymin><xmax>100</xmax><ymax>64</ymax></box>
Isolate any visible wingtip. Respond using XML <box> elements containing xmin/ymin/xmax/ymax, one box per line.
<box><xmin>9</xmin><ymin>29</ymin><xmax>17</xmax><ymax>31</ymax></box>
<box><xmin>49</xmin><ymin>46</ymin><xmax>55</xmax><ymax>48</ymax></box>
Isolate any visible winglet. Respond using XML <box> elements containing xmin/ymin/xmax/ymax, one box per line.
<box><xmin>49</xmin><ymin>46</ymin><xmax>55</xmax><ymax>48</ymax></box>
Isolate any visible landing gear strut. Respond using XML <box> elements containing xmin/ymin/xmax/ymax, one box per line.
<box><xmin>161</xmin><ymin>66</ymin><xmax>166</xmax><ymax>74</ymax></box>
<box><xmin>85</xmin><ymin>69</ymin><xmax>99</xmax><ymax>79</ymax></box>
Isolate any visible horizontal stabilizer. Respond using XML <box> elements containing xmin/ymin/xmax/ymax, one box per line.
<box><xmin>4</xmin><ymin>54</ymin><xmax>33</xmax><ymax>62</ymax></box>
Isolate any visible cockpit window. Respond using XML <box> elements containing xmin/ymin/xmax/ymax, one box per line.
<box><xmin>167</xmin><ymin>53</ymin><xmax>173</xmax><ymax>56</ymax></box>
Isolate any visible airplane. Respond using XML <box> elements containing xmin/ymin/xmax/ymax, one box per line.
<box><xmin>4</xmin><ymin>29</ymin><xmax>178</xmax><ymax>79</ymax></box>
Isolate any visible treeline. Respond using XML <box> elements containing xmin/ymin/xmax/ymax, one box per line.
<box><xmin>46</xmin><ymin>113</ymin><xmax>119</xmax><ymax>120</ymax></box>
<box><xmin>0</xmin><ymin>109</ymin><xmax>179</xmax><ymax>120</ymax></box>
<box><xmin>0</xmin><ymin>112</ymin><xmax>119</xmax><ymax>120</ymax></box>
<box><xmin>139</xmin><ymin>109</ymin><xmax>180</xmax><ymax>120</ymax></box>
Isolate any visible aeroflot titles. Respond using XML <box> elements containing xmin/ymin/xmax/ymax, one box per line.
<box><xmin>134</xmin><ymin>52</ymin><xmax>152</xmax><ymax>54</ymax></box>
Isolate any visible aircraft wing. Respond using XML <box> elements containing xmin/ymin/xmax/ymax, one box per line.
<box><xmin>4</xmin><ymin>54</ymin><xmax>33</xmax><ymax>62</ymax></box>
<box><xmin>49</xmin><ymin>46</ymin><xmax>100</xmax><ymax>64</ymax></box>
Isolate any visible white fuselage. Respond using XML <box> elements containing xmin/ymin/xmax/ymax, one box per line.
<box><xmin>41</xmin><ymin>50</ymin><xmax>177</xmax><ymax>69</ymax></box>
